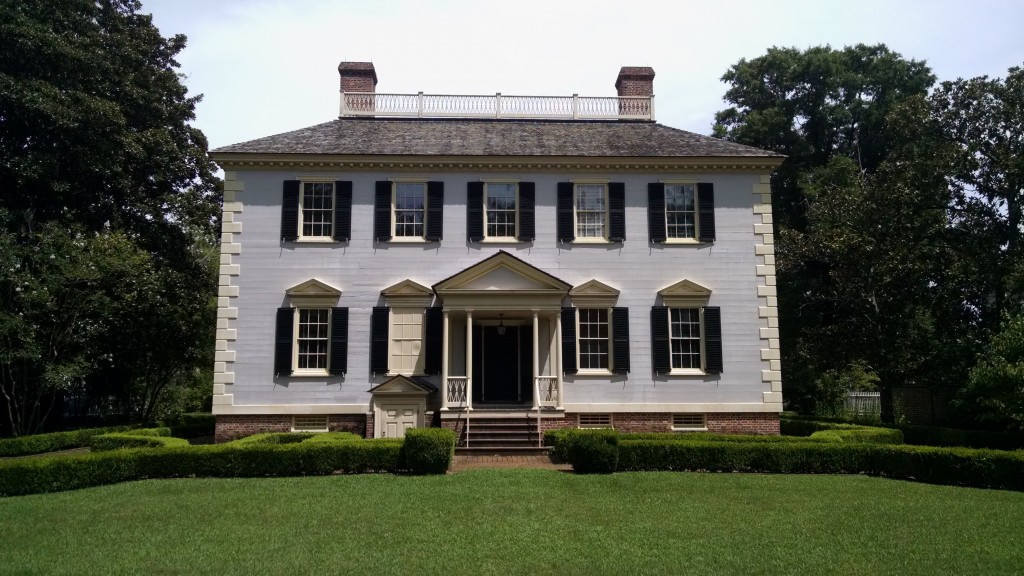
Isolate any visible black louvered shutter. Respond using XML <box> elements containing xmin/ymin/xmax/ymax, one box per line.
<box><xmin>557</xmin><ymin>182</ymin><xmax>575</xmax><ymax>243</ymax></box>
<box><xmin>697</xmin><ymin>183</ymin><xmax>716</xmax><ymax>242</ymax></box>
<box><xmin>274</xmin><ymin>307</ymin><xmax>293</xmax><ymax>376</ymax></box>
<box><xmin>612</xmin><ymin>307</ymin><xmax>630</xmax><ymax>374</ymax></box>
<box><xmin>333</xmin><ymin>181</ymin><xmax>352</xmax><ymax>242</ymax></box>
<box><xmin>466</xmin><ymin>182</ymin><xmax>484</xmax><ymax>242</ymax></box>
<box><xmin>518</xmin><ymin>182</ymin><xmax>535</xmax><ymax>242</ymax></box>
<box><xmin>374</xmin><ymin>181</ymin><xmax>392</xmax><ymax>242</ymax></box>
<box><xmin>608</xmin><ymin>182</ymin><xmax>626</xmax><ymax>242</ymax></box>
<box><xmin>370</xmin><ymin>306</ymin><xmax>390</xmax><ymax>374</ymax></box>
<box><xmin>648</xmin><ymin>183</ymin><xmax>666</xmax><ymax>243</ymax></box>
<box><xmin>561</xmin><ymin>307</ymin><xmax>577</xmax><ymax>374</ymax></box>
<box><xmin>703</xmin><ymin>306</ymin><xmax>723</xmax><ymax>374</ymax></box>
<box><xmin>651</xmin><ymin>306</ymin><xmax>670</xmax><ymax>375</ymax></box>
<box><xmin>329</xmin><ymin>307</ymin><xmax>349</xmax><ymax>375</ymax></box>
<box><xmin>423</xmin><ymin>307</ymin><xmax>443</xmax><ymax>375</ymax></box>
<box><xmin>281</xmin><ymin>180</ymin><xmax>300</xmax><ymax>242</ymax></box>
<box><xmin>425</xmin><ymin>181</ymin><xmax>444</xmax><ymax>241</ymax></box>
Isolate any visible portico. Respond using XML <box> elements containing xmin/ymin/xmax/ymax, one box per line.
<box><xmin>433</xmin><ymin>252</ymin><xmax>570</xmax><ymax>413</ymax></box>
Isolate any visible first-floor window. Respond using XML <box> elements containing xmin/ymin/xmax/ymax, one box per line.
<box><xmin>669</xmin><ymin>308</ymin><xmax>702</xmax><ymax>370</ymax></box>
<box><xmin>296</xmin><ymin>308</ymin><xmax>330</xmax><ymax>370</ymax></box>
<box><xmin>394</xmin><ymin>182</ymin><xmax>426</xmax><ymax>238</ymax></box>
<box><xmin>578</xmin><ymin>308</ymin><xmax>610</xmax><ymax>370</ymax></box>
<box><xmin>301</xmin><ymin>182</ymin><xmax>334</xmax><ymax>238</ymax></box>
<box><xmin>390</xmin><ymin>308</ymin><xmax>425</xmax><ymax>375</ymax></box>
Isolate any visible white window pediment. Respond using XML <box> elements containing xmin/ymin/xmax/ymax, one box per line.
<box><xmin>658</xmin><ymin>279</ymin><xmax>712</xmax><ymax>307</ymax></box>
<box><xmin>381</xmin><ymin>279</ymin><xmax>434</xmax><ymax>307</ymax></box>
<box><xmin>285</xmin><ymin>279</ymin><xmax>343</xmax><ymax>307</ymax></box>
<box><xmin>570</xmin><ymin>279</ymin><xmax>620</xmax><ymax>308</ymax></box>
<box><xmin>368</xmin><ymin>375</ymin><xmax>436</xmax><ymax>396</ymax></box>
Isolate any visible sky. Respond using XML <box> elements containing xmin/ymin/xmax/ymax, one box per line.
<box><xmin>143</xmin><ymin>0</ymin><xmax>1024</xmax><ymax>151</ymax></box>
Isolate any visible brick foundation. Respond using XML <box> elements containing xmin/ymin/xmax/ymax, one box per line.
<box><xmin>215</xmin><ymin>414</ymin><xmax>369</xmax><ymax>442</ymax></box>
<box><xmin>540</xmin><ymin>412</ymin><xmax>779</xmax><ymax>435</ymax></box>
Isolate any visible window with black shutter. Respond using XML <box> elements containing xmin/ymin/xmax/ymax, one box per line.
<box><xmin>518</xmin><ymin>182</ymin><xmax>535</xmax><ymax>242</ymax></box>
<box><xmin>650</xmin><ymin>306</ymin><xmax>670</xmax><ymax>375</ymax></box>
<box><xmin>423</xmin><ymin>307</ymin><xmax>443</xmax><ymax>375</ymax></box>
<box><xmin>370</xmin><ymin>306</ymin><xmax>390</xmax><ymax>374</ymax></box>
<box><xmin>333</xmin><ymin>181</ymin><xmax>352</xmax><ymax>242</ymax></box>
<box><xmin>466</xmin><ymin>182</ymin><xmax>484</xmax><ymax>242</ymax></box>
<box><xmin>281</xmin><ymin>181</ymin><xmax>300</xmax><ymax>242</ymax></box>
<box><xmin>697</xmin><ymin>183</ymin><xmax>716</xmax><ymax>242</ymax></box>
<box><xmin>612</xmin><ymin>307</ymin><xmax>630</xmax><ymax>374</ymax></box>
<box><xmin>557</xmin><ymin>183</ymin><xmax>575</xmax><ymax>243</ymax></box>
<box><xmin>425</xmin><ymin>181</ymin><xmax>444</xmax><ymax>241</ymax></box>
<box><xmin>374</xmin><ymin>181</ymin><xmax>392</xmax><ymax>242</ymax></box>
<box><xmin>648</xmin><ymin>183</ymin><xmax>666</xmax><ymax>243</ymax></box>
<box><xmin>274</xmin><ymin>307</ymin><xmax>294</xmax><ymax>376</ymax></box>
<box><xmin>561</xmin><ymin>307</ymin><xmax>577</xmax><ymax>373</ymax></box>
<box><xmin>329</xmin><ymin>307</ymin><xmax>349</xmax><ymax>375</ymax></box>
<box><xmin>703</xmin><ymin>306</ymin><xmax>723</xmax><ymax>374</ymax></box>
<box><xmin>608</xmin><ymin>183</ymin><xmax>625</xmax><ymax>242</ymax></box>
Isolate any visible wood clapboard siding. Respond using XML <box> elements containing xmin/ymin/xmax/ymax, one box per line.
<box><xmin>224</xmin><ymin>170</ymin><xmax>769</xmax><ymax>409</ymax></box>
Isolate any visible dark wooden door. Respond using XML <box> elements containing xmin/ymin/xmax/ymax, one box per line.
<box><xmin>471</xmin><ymin>325</ymin><xmax>533</xmax><ymax>404</ymax></box>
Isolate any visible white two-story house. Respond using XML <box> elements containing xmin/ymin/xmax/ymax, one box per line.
<box><xmin>209</xmin><ymin>62</ymin><xmax>784</xmax><ymax>444</ymax></box>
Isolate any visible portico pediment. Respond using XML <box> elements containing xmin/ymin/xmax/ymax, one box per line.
<box><xmin>433</xmin><ymin>251</ymin><xmax>570</xmax><ymax>309</ymax></box>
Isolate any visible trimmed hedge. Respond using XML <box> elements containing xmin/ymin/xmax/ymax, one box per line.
<box><xmin>0</xmin><ymin>440</ymin><xmax>405</xmax><ymax>497</ymax></box>
<box><xmin>780</xmin><ymin>419</ymin><xmax>904</xmax><ymax>444</ymax></box>
<box><xmin>164</xmin><ymin>413</ymin><xmax>216</xmax><ymax>439</ymax></box>
<box><xmin>90</xmin><ymin>434</ymin><xmax>190</xmax><ymax>452</ymax></box>
<box><xmin>611</xmin><ymin>440</ymin><xmax>1024</xmax><ymax>490</ymax></box>
<box><xmin>302</xmin><ymin>432</ymin><xmax>363</xmax><ymax>443</ymax></box>
<box><xmin>782</xmin><ymin>415</ymin><xmax>1024</xmax><ymax>450</ymax></box>
<box><xmin>567</xmin><ymin>430</ymin><xmax>619</xmax><ymax>474</ymax></box>
<box><xmin>402</xmin><ymin>428</ymin><xmax>455</xmax><ymax>474</ymax></box>
<box><xmin>0</xmin><ymin>426</ymin><xmax>134</xmax><ymax>457</ymax></box>
<box><xmin>227</xmin><ymin>433</ymin><xmax>315</xmax><ymax>445</ymax></box>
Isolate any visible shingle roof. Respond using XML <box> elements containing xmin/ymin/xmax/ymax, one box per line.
<box><xmin>212</xmin><ymin>118</ymin><xmax>781</xmax><ymax>158</ymax></box>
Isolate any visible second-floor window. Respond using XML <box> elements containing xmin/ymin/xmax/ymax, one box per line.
<box><xmin>486</xmin><ymin>183</ymin><xmax>517</xmax><ymax>239</ymax></box>
<box><xmin>575</xmin><ymin>184</ymin><xmax>607</xmax><ymax>239</ymax></box>
<box><xmin>394</xmin><ymin>182</ymin><xmax>426</xmax><ymax>238</ymax></box>
<box><xmin>664</xmin><ymin>184</ymin><xmax>696</xmax><ymax>239</ymax></box>
<box><xmin>301</xmin><ymin>182</ymin><xmax>334</xmax><ymax>238</ymax></box>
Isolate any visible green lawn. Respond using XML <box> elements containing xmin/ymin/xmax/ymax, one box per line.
<box><xmin>1</xmin><ymin>471</ymin><xmax>1022</xmax><ymax>575</ymax></box>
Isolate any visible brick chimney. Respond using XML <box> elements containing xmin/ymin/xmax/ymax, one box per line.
<box><xmin>338</xmin><ymin>61</ymin><xmax>377</xmax><ymax>93</ymax></box>
<box><xmin>614</xmin><ymin>66</ymin><xmax>655</xmax><ymax>97</ymax></box>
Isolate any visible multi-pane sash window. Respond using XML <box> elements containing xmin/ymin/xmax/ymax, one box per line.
<box><xmin>390</xmin><ymin>308</ymin><xmax>424</xmax><ymax>375</ymax></box>
<box><xmin>669</xmin><ymin>308</ymin><xmax>702</xmax><ymax>370</ymax></box>
<box><xmin>302</xmin><ymin>182</ymin><xmax>334</xmax><ymax>238</ymax></box>
<box><xmin>578</xmin><ymin>308</ymin><xmax>610</xmax><ymax>370</ymax></box>
<box><xmin>575</xmin><ymin>184</ymin><xmax>606</xmax><ymax>238</ymax></box>
<box><xmin>665</xmin><ymin>184</ymin><xmax>696</xmax><ymax>239</ymax></box>
<box><xmin>486</xmin><ymin>183</ymin><xmax>517</xmax><ymax>238</ymax></box>
<box><xmin>297</xmin><ymin>309</ymin><xmax>330</xmax><ymax>370</ymax></box>
<box><xmin>394</xmin><ymin>183</ymin><xmax>426</xmax><ymax>237</ymax></box>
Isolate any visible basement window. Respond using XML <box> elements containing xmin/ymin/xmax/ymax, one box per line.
<box><xmin>672</xmin><ymin>414</ymin><xmax>707</xmax><ymax>431</ymax></box>
<box><xmin>292</xmin><ymin>415</ymin><xmax>329</xmax><ymax>432</ymax></box>
<box><xmin>578</xmin><ymin>414</ymin><xmax>613</xmax><ymax>429</ymax></box>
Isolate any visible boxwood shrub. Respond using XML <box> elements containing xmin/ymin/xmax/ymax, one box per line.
<box><xmin>91</xmin><ymin>434</ymin><xmax>190</xmax><ymax>452</ymax></box>
<box><xmin>302</xmin><ymin>432</ymin><xmax>364</xmax><ymax>443</ymax></box>
<box><xmin>402</xmin><ymin>428</ymin><xmax>456</xmax><ymax>474</ymax></box>
<box><xmin>567</xmin><ymin>430</ymin><xmax>619</xmax><ymax>474</ymax></box>
<box><xmin>0</xmin><ymin>426</ymin><xmax>134</xmax><ymax>457</ymax></box>
<box><xmin>227</xmin><ymin>433</ymin><xmax>315</xmax><ymax>445</ymax></box>
<box><xmin>0</xmin><ymin>440</ymin><xmax>405</xmax><ymax>497</ymax></box>
<box><xmin>164</xmin><ymin>413</ymin><xmax>216</xmax><ymax>439</ymax></box>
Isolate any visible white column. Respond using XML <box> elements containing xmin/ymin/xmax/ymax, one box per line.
<box><xmin>555</xmin><ymin>311</ymin><xmax>564</xmax><ymax>410</ymax></box>
<box><xmin>465</xmin><ymin>310</ymin><xmax>473</xmax><ymax>411</ymax></box>
<box><xmin>441</xmin><ymin>310</ymin><xmax>449</xmax><ymax>411</ymax></box>
<box><xmin>532</xmin><ymin>311</ymin><xmax>540</xmax><ymax>410</ymax></box>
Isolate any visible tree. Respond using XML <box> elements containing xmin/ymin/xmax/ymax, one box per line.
<box><xmin>955</xmin><ymin>314</ymin><xmax>1024</xmax><ymax>431</ymax></box>
<box><xmin>714</xmin><ymin>45</ymin><xmax>940</xmax><ymax>419</ymax></box>
<box><xmin>0</xmin><ymin>0</ymin><xmax>220</xmax><ymax>435</ymax></box>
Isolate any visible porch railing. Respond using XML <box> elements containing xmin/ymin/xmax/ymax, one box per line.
<box><xmin>535</xmin><ymin>376</ymin><xmax>559</xmax><ymax>406</ymax></box>
<box><xmin>340</xmin><ymin>92</ymin><xmax>654</xmax><ymax>121</ymax></box>
<box><xmin>446</xmin><ymin>376</ymin><xmax>469</xmax><ymax>408</ymax></box>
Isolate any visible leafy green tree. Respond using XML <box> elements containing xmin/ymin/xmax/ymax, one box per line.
<box><xmin>0</xmin><ymin>0</ymin><xmax>220</xmax><ymax>435</ymax></box>
<box><xmin>955</xmin><ymin>314</ymin><xmax>1024</xmax><ymax>431</ymax></box>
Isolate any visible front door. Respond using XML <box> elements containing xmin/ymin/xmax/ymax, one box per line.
<box><xmin>379</xmin><ymin>405</ymin><xmax>419</xmax><ymax>438</ymax></box>
<box><xmin>472</xmin><ymin>325</ymin><xmax>533</xmax><ymax>405</ymax></box>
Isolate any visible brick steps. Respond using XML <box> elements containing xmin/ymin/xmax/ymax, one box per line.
<box><xmin>458</xmin><ymin>417</ymin><xmax>543</xmax><ymax>450</ymax></box>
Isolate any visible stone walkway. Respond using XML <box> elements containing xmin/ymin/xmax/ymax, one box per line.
<box><xmin>449</xmin><ymin>454</ymin><xmax>571</xmax><ymax>473</ymax></box>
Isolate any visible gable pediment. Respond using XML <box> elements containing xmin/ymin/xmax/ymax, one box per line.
<box><xmin>569</xmin><ymin>279</ymin><xmax>620</xmax><ymax>307</ymax></box>
<box><xmin>381</xmin><ymin>279</ymin><xmax>434</xmax><ymax>307</ymax></box>
<box><xmin>285</xmin><ymin>279</ymin><xmax>342</xmax><ymax>307</ymax></box>
<box><xmin>368</xmin><ymin>375</ymin><xmax>436</xmax><ymax>396</ymax></box>
<box><xmin>658</xmin><ymin>279</ymin><xmax>712</xmax><ymax>306</ymax></box>
<box><xmin>434</xmin><ymin>251</ymin><xmax>571</xmax><ymax>294</ymax></box>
